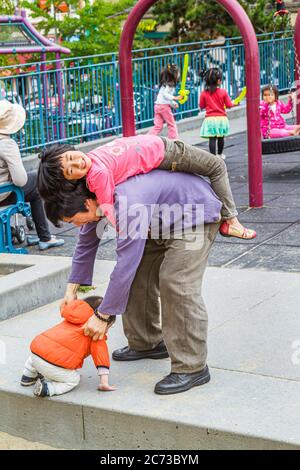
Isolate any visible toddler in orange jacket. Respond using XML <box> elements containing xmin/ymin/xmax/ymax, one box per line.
<box><xmin>20</xmin><ymin>296</ymin><xmax>116</xmax><ymax>397</ymax></box>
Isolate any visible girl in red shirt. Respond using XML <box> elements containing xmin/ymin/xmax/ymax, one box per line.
<box><xmin>199</xmin><ymin>68</ymin><xmax>238</xmax><ymax>159</ymax></box>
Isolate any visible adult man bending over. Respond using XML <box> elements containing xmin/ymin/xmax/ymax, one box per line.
<box><xmin>40</xmin><ymin>169</ymin><xmax>221</xmax><ymax>395</ymax></box>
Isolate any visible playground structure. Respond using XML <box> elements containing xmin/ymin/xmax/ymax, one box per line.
<box><xmin>0</xmin><ymin>10</ymin><xmax>70</xmax><ymax>140</ymax></box>
<box><xmin>1</xmin><ymin>5</ymin><xmax>300</xmax><ymax>209</ymax></box>
<box><xmin>295</xmin><ymin>9</ymin><xmax>300</xmax><ymax>121</ymax></box>
<box><xmin>0</xmin><ymin>10</ymin><xmax>70</xmax><ymax>254</ymax></box>
<box><xmin>118</xmin><ymin>1</ymin><xmax>300</xmax><ymax>209</ymax></box>
<box><xmin>1</xmin><ymin>32</ymin><xmax>293</xmax><ymax>155</ymax></box>
<box><xmin>119</xmin><ymin>0</ymin><xmax>262</xmax><ymax>208</ymax></box>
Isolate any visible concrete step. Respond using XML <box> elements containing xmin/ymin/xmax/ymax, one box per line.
<box><xmin>1</xmin><ymin>263</ymin><xmax>300</xmax><ymax>449</ymax></box>
<box><xmin>0</xmin><ymin>254</ymin><xmax>71</xmax><ymax>321</ymax></box>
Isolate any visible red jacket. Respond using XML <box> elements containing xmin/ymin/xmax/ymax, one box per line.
<box><xmin>30</xmin><ymin>300</ymin><xmax>110</xmax><ymax>370</ymax></box>
<box><xmin>199</xmin><ymin>88</ymin><xmax>234</xmax><ymax>117</ymax></box>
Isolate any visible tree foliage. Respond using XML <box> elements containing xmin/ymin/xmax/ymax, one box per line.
<box><xmin>0</xmin><ymin>1</ymin><xmax>16</xmax><ymax>68</ymax></box>
<box><xmin>152</xmin><ymin>0</ymin><xmax>286</xmax><ymax>43</ymax></box>
<box><xmin>3</xmin><ymin>0</ymin><xmax>291</xmax><ymax>63</ymax></box>
<box><xmin>21</xmin><ymin>0</ymin><xmax>152</xmax><ymax>59</ymax></box>
<box><xmin>0</xmin><ymin>0</ymin><xmax>14</xmax><ymax>15</ymax></box>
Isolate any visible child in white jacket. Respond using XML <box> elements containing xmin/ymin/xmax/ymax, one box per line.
<box><xmin>148</xmin><ymin>64</ymin><xmax>182</xmax><ymax>139</ymax></box>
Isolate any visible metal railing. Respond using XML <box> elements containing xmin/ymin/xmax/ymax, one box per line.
<box><xmin>0</xmin><ymin>33</ymin><xmax>294</xmax><ymax>155</ymax></box>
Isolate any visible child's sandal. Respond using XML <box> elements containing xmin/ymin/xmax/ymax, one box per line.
<box><xmin>219</xmin><ymin>221</ymin><xmax>257</xmax><ymax>240</ymax></box>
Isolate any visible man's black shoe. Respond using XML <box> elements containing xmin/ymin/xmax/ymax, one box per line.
<box><xmin>154</xmin><ymin>366</ymin><xmax>210</xmax><ymax>395</ymax></box>
<box><xmin>112</xmin><ymin>340</ymin><xmax>169</xmax><ymax>361</ymax></box>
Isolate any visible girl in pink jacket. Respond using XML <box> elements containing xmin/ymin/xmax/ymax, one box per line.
<box><xmin>260</xmin><ymin>85</ymin><xmax>300</xmax><ymax>139</ymax></box>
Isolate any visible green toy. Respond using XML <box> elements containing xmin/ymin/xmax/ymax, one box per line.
<box><xmin>178</xmin><ymin>54</ymin><xmax>190</xmax><ymax>105</ymax></box>
<box><xmin>233</xmin><ymin>86</ymin><xmax>247</xmax><ymax>105</ymax></box>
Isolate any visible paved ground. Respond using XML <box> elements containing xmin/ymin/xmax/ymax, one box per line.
<box><xmin>0</xmin><ymin>432</ymin><xmax>57</xmax><ymax>450</ymax></box>
<box><xmin>1</xmin><ymin>261</ymin><xmax>300</xmax><ymax>449</ymax></box>
<box><xmin>25</xmin><ymin>124</ymin><xmax>300</xmax><ymax>273</ymax></box>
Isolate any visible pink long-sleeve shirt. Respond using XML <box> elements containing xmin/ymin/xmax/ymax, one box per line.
<box><xmin>260</xmin><ymin>99</ymin><xmax>293</xmax><ymax>138</ymax></box>
<box><xmin>86</xmin><ymin>135</ymin><xmax>165</xmax><ymax>225</ymax></box>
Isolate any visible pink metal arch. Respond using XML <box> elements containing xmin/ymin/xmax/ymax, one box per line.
<box><xmin>119</xmin><ymin>0</ymin><xmax>263</xmax><ymax>207</ymax></box>
<box><xmin>294</xmin><ymin>10</ymin><xmax>300</xmax><ymax>123</ymax></box>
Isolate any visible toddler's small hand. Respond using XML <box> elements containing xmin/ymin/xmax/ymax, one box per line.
<box><xmin>173</xmin><ymin>103</ymin><xmax>179</xmax><ymax>109</ymax></box>
<box><xmin>60</xmin><ymin>293</ymin><xmax>77</xmax><ymax>312</ymax></box>
<box><xmin>98</xmin><ymin>384</ymin><xmax>117</xmax><ymax>392</ymax></box>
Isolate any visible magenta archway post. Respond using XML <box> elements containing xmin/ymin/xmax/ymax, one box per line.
<box><xmin>294</xmin><ymin>10</ymin><xmax>300</xmax><ymax>123</ymax></box>
<box><xmin>119</xmin><ymin>0</ymin><xmax>263</xmax><ymax>207</ymax></box>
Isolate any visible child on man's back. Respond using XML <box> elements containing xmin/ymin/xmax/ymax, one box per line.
<box><xmin>38</xmin><ymin>134</ymin><xmax>257</xmax><ymax>240</ymax></box>
<box><xmin>20</xmin><ymin>296</ymin><xmax>116</xmax><ymax>397</ymax></box>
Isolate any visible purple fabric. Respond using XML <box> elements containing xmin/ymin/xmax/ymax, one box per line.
<box><xmin>69</xmin><ymin>170</ymin><xmax>222</xmax><ymax>315</ymax></box>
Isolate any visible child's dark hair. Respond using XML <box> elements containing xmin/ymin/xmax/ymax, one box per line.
<box><xmin>37</xmin><ymin>143</ymin><xmax>79</xmax><ymax>201</ymax></box>
<box><xmin>43</xmin><ymin>179</ymin><xmax>96</xmax><ymax>227</ymax></box>
<box><xmin>200</xmin><ymin>68</ymin><xmax>222</xmax><ymax>93</ymax></box>
<box><xmin>261</xmin><ymin>85</ymin><xmax>279</xmax><ymax>101</ymax></box>
<box><xmin>159</xmin><ymin>63</ymin><xmax>179</xmax><ymax>88</ymax></box>
<box><xmin>84</xmin><ymin>296</ymin><xmax>116</xmax><ymax>326</ymax></box>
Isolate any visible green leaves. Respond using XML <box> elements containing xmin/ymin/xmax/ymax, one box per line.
<box><xmin>0</xmin><ymin>0</ymin><xmax>14</xmax><ymax>15</ymax></box>
<box><xmin>152</xmin><ymin>0</ymin><xmax>279</xmax><ymax>43</ymax></box>
<box><xmin>9</xmin><ymin>1</ymin><xmax>288</xmax><ymax>60</ymax></box>
<box><xmin>21</xmin><ymin>0</ymin><xmax>145</xmax><ymax>59</ymax></box>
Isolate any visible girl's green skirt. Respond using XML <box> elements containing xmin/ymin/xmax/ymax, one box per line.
<box><xmin>200</xmin><ymin>116</ymin><xmax>230</xmax><ymax>138</ymax></box>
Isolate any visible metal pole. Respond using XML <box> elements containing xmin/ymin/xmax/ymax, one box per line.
<box><xmin>40</xmin><ymin>52</ymin><xmax>49</xmax><ymax>141</ymax></box>
<box><xmin>55</xmin><ymin>52</ymin><xmax>65</xmax><ymax>140</ymax></box>
<box><xmin>294</xmin><ymin>10</ymin><xmax>300</xmax><ymax>124</ymax></box>
<box><xmin>36</xmin><ymin>63</ymin><xmax>45</xmax><ymax>147</ymax></box>
<box><xmin>118</xmin><ymin>0</ymin><xmax>263</xmax><ymax>208</ymax></box>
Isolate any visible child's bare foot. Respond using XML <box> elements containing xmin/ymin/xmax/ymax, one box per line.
<box><xmin>98</xmin><ymin>384</ymin><xmax>117</xmax><ymax>392</ymax></box>
<box><xmin>219</xmin><ymin>217</ymin><xmax>256</xmax><ymax>240</ymax></box>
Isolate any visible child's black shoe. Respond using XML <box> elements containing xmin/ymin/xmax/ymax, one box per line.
<box><xmin>33</xmin><ymin>379</ymin><xmax>50</xmax><ymax>397</ymax></box>
<box><xmin>20</xmin><ymin>374</ymin><xmax>38</xmax><ymax>387</ymax></box>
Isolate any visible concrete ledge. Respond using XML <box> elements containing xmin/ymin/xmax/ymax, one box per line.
<box><xmin>1</xmin><ymin>265</ymin><xmax>300</xmax><ymax>449</ymax></box>
<box><xmin>0</xmin><ymin>391</ymin><xmax>83</xmax><ymax>450</ymax></box>
<box><xmin>0</xmin><ymin>255</ymin><xmax>71</xmax><ymax>320</ymax></box>
<box><xmin>0</xmin><ymin>382</ymin><xmax>298</xmax><ymax>450</ymax></box>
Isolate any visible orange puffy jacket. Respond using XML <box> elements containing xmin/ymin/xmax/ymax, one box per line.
<box><xmin>30</xmin><ymin>300</ymin><xmax>110</xmax><ymax>371</ymax></box>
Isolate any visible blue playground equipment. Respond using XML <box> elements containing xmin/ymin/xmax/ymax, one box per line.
<box><xmin>0</xmin><ymin>183</ymin><xmax>31</xmax><ymax>254</ymax></box>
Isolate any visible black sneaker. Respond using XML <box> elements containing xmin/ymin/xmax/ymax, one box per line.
<box><xmin>20</xmin><ymin>374</ymin><xmax>38</xmax><ymax>387</ymax></box>
<box><xmin>33</xmin><ymin>379</ymin><xmax>50</xmax><ymax>397</ymax></box>
<box><xmin>112</xmin><ymin>340</ymin><xmax>169</xmax><ymax>361</ymax></box>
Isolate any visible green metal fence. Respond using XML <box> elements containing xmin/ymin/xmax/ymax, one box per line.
<box><xmin>0</xmin><ymin>32</ymin><xmax>294</xmax><ymax>155</ymax></box>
